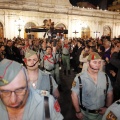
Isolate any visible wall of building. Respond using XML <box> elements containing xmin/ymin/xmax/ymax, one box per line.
<box><xmin>0</xmin><ymin>0</ymin><xmax>119</xmax><ymax>39</ymax></box>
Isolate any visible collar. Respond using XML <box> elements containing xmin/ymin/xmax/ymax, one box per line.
<box><xmin>105</xmin><ymin>47</ymin><xmax>110</xmax><ymax>52</ymax></box>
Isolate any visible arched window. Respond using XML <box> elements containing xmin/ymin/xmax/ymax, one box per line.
<box><xmin>103</xmin><ymin>26</ymin><xmax>111</xmax><ymax>37</ymax></box>
<box><xmin>55</xmin><ymin>23</ymin><xmax>66</xmax><ymax>29</ymax></box>
<box><xmin>81</xmin><ymin>26</ymin><xmax>90</xmax><ymax>39</ymax></box>
<box><xmin>55</xmin><ymin>23</ymin><xmax>67</xmax><ymax>37</ymax></box>
<box><xmin>0</xmin><ymin>22</ymin><xmax>4</xmax><ymax>39</ymax></box>
<box><xmin>24</xmin><ymin>22</ymin><xmax>37</xmax><ymax>39</ymax></box>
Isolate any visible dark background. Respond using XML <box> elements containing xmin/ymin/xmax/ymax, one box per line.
<box><xmin>69</xmin><ymin>0</ymin><xmax>114</xmax><ymax>9</ymax></box>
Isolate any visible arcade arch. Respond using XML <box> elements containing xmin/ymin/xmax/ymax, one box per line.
<box><xmin>81</xmin><ymin>26</ymin><xmax>90</xmax><ymax>39</ymax></box>
<box><xmin>24</xmin><ymin>22</ymin><xmax>37</xmax><ymax>39</ymax></box>
<box><xmin>103</xmin><ymin>25</ymin><xmax>111</xmax><ymax>37</ymax></box>
<box><xmin>0</xmin><ymin>22</ymin><xmax>4</xmax><ymax>40</ymax></box>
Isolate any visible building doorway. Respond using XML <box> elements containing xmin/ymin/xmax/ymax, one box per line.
<box><xmin>103</xmin><ymin>26</ymin><xmax>111</xmax><ymax>37</ymax></box>
<box><xmin>55</xmin><ymin>23</ymin><xmax>67</xmax><ymax>38</ymax></box>
<box><xmin>0</xmin><ymin>22</ymin><xmax>4</xmax><ymax>40</ymax></box>
<box><xmin>24</xmin><ymin>22</ymin><xmax>37</xmax><ymax>39</ymax></box>
<box><xmin>81</xmin><ymin>27</ymin><xmax>90</xmax><ymax>39</ymax></box>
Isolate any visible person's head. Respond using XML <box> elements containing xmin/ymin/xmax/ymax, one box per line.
<box><xmin>24</xmin><ymin>49</ymin><xmax>39</xmax><ymax>71</ymax></box>
<box><xmin>0</xmin><ymin>59</ymin><xmax>29</xmax><ymax>109</ymax></box>
<box><xmin>89</xmin><ymin>46</ymin><xmax>97</xmax><ymax>53</ymax></box>
<box><xmin>64</xmin><ymin>38</ymin><xmax>68</xmax><ymax>44</ymax></box>
<box><xmin>84</xmin><ymin>45</ymin><xmax>90</xmax><ymax>53</ymax></box>
<box><xmin>46</xmin><ymin>46</ymin><xmax>52</xmax><ymax>55</ymax></box>
<box><xmin>98</xmin><ymin>45</ymin><xmax>105</xmax><ymax>53</ymax></box>
<box><xmin>47</xmin><ymin>41</ymin><xmax>52</xmax><ymax>47</ymax></box>
<box><xmin>116</xmin><ymin>42</ymin><xmax>120</xmax><ymax>51</ymax></box>
<box><xmin>77</xmin><ymin>40</ymin><xmax>83</xmax><ymax>48</ymax></box>
<box><xmin>25</xmin><ymin>40</ymin><xmax>29</xmax><ymax>46</ymax></box>
<box><xmin>42</xmin><ymin>41</ymin><xmax>47</xmax><ymax>49</ymax></box>
<box><xmin>7</xmin><ymin>40</ymin><xmax>12</xmax><ymax>47</ymax></box>
<box><xmin>87</xmin><ymin>52</ymin><xmax>102</xmax><ymax>73</ymax></box>
<box><xmin>103</xmin><ymin>40</ymin><xmax>111</xmax><ymax>49</ymax></box>
<box><xmin>0</xmin><ymin>45</ymin><xmax>5</xmax><ymax>51</ymax></box>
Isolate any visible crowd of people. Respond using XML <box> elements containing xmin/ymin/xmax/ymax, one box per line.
<box><xmin>0</xmin><ymin>36</ymin><xmax>120</xmax><ymax>120</ymax></box>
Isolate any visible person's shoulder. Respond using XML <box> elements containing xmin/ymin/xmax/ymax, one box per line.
<box><xmin>114</xmin><ymin>99</ymin><xmax>120</xmax><ymax>106</ymax></box>
<box><xmin>39</xmin><ymin>69</ymin><xmax>50</xmax><ymax>76</ymax></box>
<box><xmin>77</xmin><ymin>71</ymin><xmax>87</xmax><ymax>77</ymax></box>
<box><xmin>75</xmin><ymin>71</ymin><xmax>86</xmax><ymax>80</ymax></box>
<box><xmin>104</xmin><ymin>100</ymin><xmax>120</xmax><ymax>120</ymax></box>
<box><xmin>76</xmin><ymin>72</ymin><xmax>84</xmax><ymax>77</ymax></box>
<box><xmin>99</xmin><ymin>71</ymin><xmax>107</xmax><ymax>76</ymax></box>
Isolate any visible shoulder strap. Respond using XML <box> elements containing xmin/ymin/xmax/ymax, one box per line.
<box><xmin>38</xmin><ymin>48</ymin><xmax>41</xmax><ymax>62</ymax></box>
<box><xmin>78</xmin><ymin>76</ymin><xmax>83</xmax><ymax>106</ymax></box>
<box><xmin>104</xmin><ymin>73</ymin><xmax>109</xmax><ymax>107</ymax></box>
<box><xmin>44</xmin><ymin>96</ymin><xmax>50</xmax><ymax>120</ymax></box>
<box><xmin>42</xmin><ymin>50</ymin><xmax>45</xmax><ymax>70</ymax></box>
<box><xmin>49</xmin><ymin>74</ymin><xmax>53</xmax><ymax>95</ymax></box>
<box><xmin>53</xmin><ymin>53</ymin><xmax>57</xmax><ymax>64</ymax></box>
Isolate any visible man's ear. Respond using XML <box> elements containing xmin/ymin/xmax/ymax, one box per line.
<box><xmin>38</xmin><ymin>61</ymin><xmax>40</xmax><ymax>65</ymax></box>
<box><xmin>23</xmin><ymin>58</ymin><xmax>27</xmax><ymax>64</ymax></box>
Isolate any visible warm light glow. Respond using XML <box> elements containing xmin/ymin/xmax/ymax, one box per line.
<box><xmin>15</xmin><ymin>18</ymin><xmax>24</xmax><ymax>37</ymax></box>
<box><xmin>80</xmin><ymin>22</ymin><xmax>87</xmax><ymax>28</ymax></box>
<box><xmin>15</xmin><ymin>18</ymin><xmax>24</xmax><ymax>26</ymax></box>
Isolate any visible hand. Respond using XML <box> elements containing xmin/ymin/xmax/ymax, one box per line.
<box><xmin>53</xmin><ymin>89</ymin><xmax>60</xmax><ymax>99</ymax></box>
<box><xmin>112</xmin><ymin>46</ymin><xmax>120</xmax><ymax>53</ymax></box>
<box><xmin>76</xmin><ymin>112</ymin><xmax>84</xmax><ymax>120</ymax></box>
<box><xmin>105</xmin><ymin>57</ymin><xmax>109</xmax><ymax>63</ymax></box>
<box><xmin>110</xmin><ymin>70</ymin><xmax>116</xmax><ymax>77</ymax></box>
<box><xmin>99</xmin><ymin>107</ymin><xmax>107</xmax><ymax>115</ymax></box>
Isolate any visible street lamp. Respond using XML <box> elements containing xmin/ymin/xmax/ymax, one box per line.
<box><xmin>15</xmin><ymin>18</ymin><xmax>24</xmax><ymax>37</ymax></box>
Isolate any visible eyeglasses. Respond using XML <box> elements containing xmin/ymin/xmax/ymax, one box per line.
<box><xmin>0</xmin><ymin>87</ymin><xmax>28</xmax><ymax>97</ymax></box>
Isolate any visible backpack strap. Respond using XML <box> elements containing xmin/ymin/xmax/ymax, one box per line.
<box><xmin>42</xmin><ymin>49</ymin><xmax>45</xmax><ymax>70</ymax></box>
<box><xmin>49</xmin><ymin>74</ymin><xmax>53</xmax><ymax>95</ymax></box>
<box><xmin>44</xmin><ymin>96</ymin><xmax>50</xmax><ymax>120</ymax></box>
<box><xmin>104</xmin><ymin>73</ymin><xmax>109</xmax><ymax>107</ymax></box>
<box><xmin>78</xmin><ymin>76</ymin><xmax>83</xmax><ymax>106</ymax></box>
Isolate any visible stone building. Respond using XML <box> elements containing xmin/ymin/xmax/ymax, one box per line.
<box><xmin>0</xmin><ymin>0</ymin><xmax>119</xmax><ymax>39</ymax></box>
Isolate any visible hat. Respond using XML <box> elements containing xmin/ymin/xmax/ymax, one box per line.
<box><xmin>0</xmin><ymin>59</ymin><xmax>23</xmax><ymax>86</ymax></box>
<box><xmin>25</xmin><ymin>49</ymin><xmax>36</xmax><ymax>58</ymax></box>
<box><xmin>87</xmin><ymin>52</ymin><xmax>101</xmax><ymax>61</ymax></box>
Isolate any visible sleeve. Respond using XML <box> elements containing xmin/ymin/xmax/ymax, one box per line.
<box><xmin>102</xmin><ymin>102</ymin><xmax>118</xmax><ymax>120</ymax></box>
<box><xmin>71</xmin><ymin>75</ymin><xmax>80</xmax><ymax>95</ymax></box>
<box><xmin>49</xmin><ymin>95</ymin><xmax>64</xmax><ymax>120</ymax></box>
<box><xmin>110</xmin><ymin>52</ymin><xmax>120</xmax><ymax>68</ymax></box>
<box><xmin>107</xmin><ymin>75</ymin><xmax>113</xmax><ymax>92</ymax></box>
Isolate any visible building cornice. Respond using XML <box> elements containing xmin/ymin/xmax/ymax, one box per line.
<box><xmin>0</xmin><ymin>2</ymin><xmax>120</xmax><ymax>20</ymax></box>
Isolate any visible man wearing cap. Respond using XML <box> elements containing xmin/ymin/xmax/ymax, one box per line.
<box><xmin>43</xmin><ymin>46</ymin><xmax>55</xmax><ymax>77</ymax></box>
<box><xmin>71</xmin><ymin>52</ymin><xmax>113</xmax><ymax>120</ymax></box>
<box><xmin>38</xmin><ymin>41</ymin><xmax>47</xmax><ymax>70</ymax></box>
<box><xmin>0</xmin><ymin>59</ymin><xmax>63</xmax><ymax>120</ymax></box>
<box><xmin>24</xmin><ymin>49</ymin><xmax>60</xmax><ymax>98</ymax></box>
<box><xmin>62</xmin><ymin>38</ymin><xmax>71</xmax><ymax>75</ymax></box>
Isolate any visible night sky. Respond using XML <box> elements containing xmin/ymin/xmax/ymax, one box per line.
<box><xmin>69</xmin><ymin>0</ymin><xmax>114</xmax><ymax>8</ymax></box>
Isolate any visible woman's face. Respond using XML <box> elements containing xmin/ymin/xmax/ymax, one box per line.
<box><xmin>85</xmin><ymin>47</ymin><xmax>89</xmax><ymax>52</ymax></box>
<box><xmin>0</xmin><ymin>46</ymin><xmax>5</xmax><ymax>51</ymax></box>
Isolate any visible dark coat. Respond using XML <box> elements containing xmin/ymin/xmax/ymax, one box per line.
<box><xmin>110</xmin><ymin>52</ymin><xmax>120</xmax><ymax>84</ymax></box>
<box><xmin>5</xmin><ymin>45</ymin><xmax>15</xmax><ymax>60</ymax></box>
<box><xmin>76</xmin><ymin>47</ymin><xmax>83</xmax><ymax>65</ymax></box>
